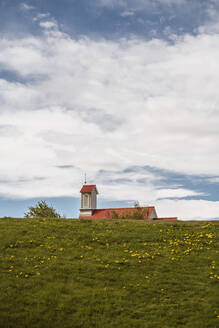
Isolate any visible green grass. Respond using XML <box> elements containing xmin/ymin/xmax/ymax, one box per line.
<box><xmin>0</xmin><ymin>218</ymin><xmax>219</xmax><ymax>328</ymax></box>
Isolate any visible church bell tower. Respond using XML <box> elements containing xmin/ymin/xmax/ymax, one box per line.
<box><xmin>79</xmin><ymin>184</ymin><xmax>98</xmax><ymax>217</ymax></box>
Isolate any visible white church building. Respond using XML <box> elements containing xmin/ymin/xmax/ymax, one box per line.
<box><xmin>79</xmin><ymin>184</ymin><xmax>177</xmax><ymax>221</ymax></box>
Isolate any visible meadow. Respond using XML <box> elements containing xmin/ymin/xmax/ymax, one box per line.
<box><xmin>0</xmin><ymin>218</ymin><xmax>219</xmax><ymax>328</ymax></box>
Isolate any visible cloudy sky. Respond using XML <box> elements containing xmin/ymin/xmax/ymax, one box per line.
<box><xmin>1</xmin><ymin>0</ymin><xmax>219</xmax><ymax>219</ymax></box>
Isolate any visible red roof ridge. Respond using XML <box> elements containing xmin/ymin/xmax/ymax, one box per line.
<box><xmin>93</xmin><ymin>206</ymin><xmax>155</xmax><ymax>211</ymax></box>
<box><xmin>154</xmin><ymin>217</ymin><xmax>178</xmax><ymax>220</ymax></box>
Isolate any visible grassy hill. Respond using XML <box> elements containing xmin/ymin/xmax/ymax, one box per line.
<box><xmin>0</xmin><ymin>218</ymin><xmax>219</xmax><ymax>328</ymax></box>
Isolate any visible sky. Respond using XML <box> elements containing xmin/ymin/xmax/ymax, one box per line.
<box><xmin>0</xmin><ymin>0</ymin><xmax>219</xmax><ymax>220</ymax></box>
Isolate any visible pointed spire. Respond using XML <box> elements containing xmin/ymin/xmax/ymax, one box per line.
<box><xmin>84</xmin><ymin>173</ymin><xmax>87</xmax><ymax>185</ymax></box>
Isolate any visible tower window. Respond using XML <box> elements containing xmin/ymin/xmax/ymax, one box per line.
<box><xmin>84</xmin><ymin>194</ymin><xmax>89</xmax><ymax>208</ymax></box>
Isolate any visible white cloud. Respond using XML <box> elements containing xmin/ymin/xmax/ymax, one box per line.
<box><xmin>207</xmin><ymin>177</ymin><xmax>219</xmax><ymax>183</ymax></box>
<box><xmin>0</xmin><ymin>39</ymin><xmax>47</xmax><ymax>77</ymax></box>
<box><xmin>120</xmin><ymin>11</ymin><xmax>135</xmax><ymax>17</ymax></box>
<box><xmin>1</xmin><ymin>23</ymin><xmax>219</xmax><ymax>219</ymax></box>
<box><xmin>20</xmin><ymin>3</ymin><xmax>35</xmax><ymax>11</ymax></box>
<box><xmin>39</xmin><ymin>21</ymin><xmax>58</xmax><ymax>30</ymax></box>
<box><xmin>156</xmin><ymin>199</ymin><xmax>219</xmax><ymax>220</ymax></box>
<box><xmin>156</xmin><ymin>189</ymin><xmax>206</xmax><ymax>199</ymax></box>
<box><xmin>33</xmin><ymin>13</ymin><xmax>50</xmax><ymax>22</ymax></box>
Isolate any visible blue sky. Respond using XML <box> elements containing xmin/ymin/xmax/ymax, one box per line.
<box><xmin>0</xmin><ymin>0</ymin><xmax>219</xmax><ymax>220</ymax></box>
<box><xmin>1</xmin><ymin>0</ymin><xmax>218</xmax><ymax>39</ymax></box>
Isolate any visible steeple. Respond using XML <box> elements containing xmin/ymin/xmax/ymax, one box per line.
<box><xmin>79</xmin><ymin>184</ymin><xmax>98</xmax><ymax>217</ymax></box>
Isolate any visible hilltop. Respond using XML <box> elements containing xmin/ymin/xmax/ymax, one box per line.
<box><xmin>0</xmin><ymin>218</ymin><xmax>219</xmax><ymax>328</ymax></box>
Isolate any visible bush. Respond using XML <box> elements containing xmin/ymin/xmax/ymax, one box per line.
<box><xmin>132</xmin><ymin>207</ymin><xmax>150</xmax><ymax>220</ymax></box>
<box><xmin>110</xmin><ymin>208</ymin><xmax>150</xmax><ymax>220</ymax></box>
<box><xmin>111</xmin><ymin>211</ymin><xmax>119</xmax><ymax>220</ymax></box>
<box><xmin>24</xmin><ymin>201</ymin><xmax>61</xmax><ymax>219</ymax></box>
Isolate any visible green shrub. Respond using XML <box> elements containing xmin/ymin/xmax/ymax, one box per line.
<box><xmin>132</xmin><ymin>207</ymin><xmax>147</xmax><ymax>220</ymax></box>
<box><xmin>111</xmin><ymin>211</ymin><xmax>119</xmax><ymax>220</ymax></box>
<box><xmin>111</xmin><ymin>208</ymin><xmax>150</xmax><ymax>220</ymax></box>
<box><xmin>24</xmin><ymin>200</ymin><xmax>61</xmax><ymax>219</ymax></box>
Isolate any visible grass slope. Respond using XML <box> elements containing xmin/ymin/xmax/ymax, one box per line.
<box><xmin>0</xmin><ymin>218</ymin><xmax>219</xmax><ymax>328</ymax></box>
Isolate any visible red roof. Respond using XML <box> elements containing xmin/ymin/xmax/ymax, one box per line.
<box><xmin>79</xmin><ymin>206</ymin><xmax>155</xmax><ymax>219</ymax></box>
<box><xmin>80</xmin><ymin>185</ymin><xmax>98</xmax><ymax>193</ymax></box>
<box><xmin>153</xmin><ymin>217</ymin><xmax>178</xmax><ymax>221</ymax></box>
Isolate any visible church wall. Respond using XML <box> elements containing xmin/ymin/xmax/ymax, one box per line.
<box><xmin>80</xmin><ymin>209</ymin><xmax>93</xmax><ymax>216</ymax></box>
<box><xmin>150</xmin><ymin>209</ymin><xmax>158</xmax><ymax>220</ymax></box>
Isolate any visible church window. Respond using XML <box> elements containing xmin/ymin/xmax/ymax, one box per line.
<box><xmin>84</xmin><ymin>194</ymin><xmax>89</xmax><ymax>208</ymax></box>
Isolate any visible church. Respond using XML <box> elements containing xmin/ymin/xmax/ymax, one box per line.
<box><xmin>79</xmin><ymin>184</ymin><xmax>177</xmax><ymax>221</ymax></box>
